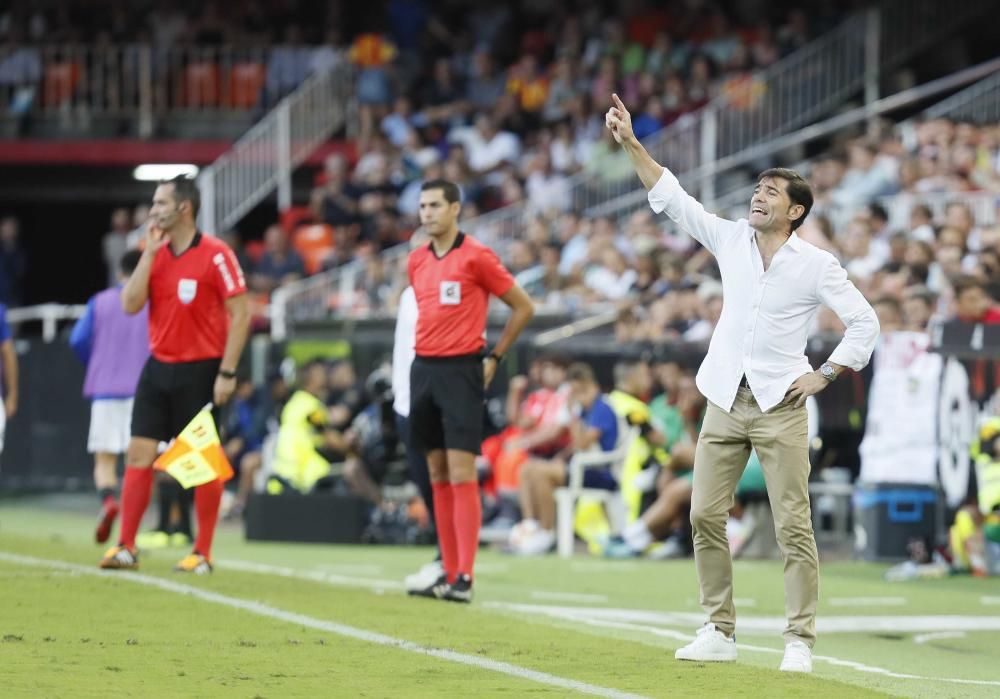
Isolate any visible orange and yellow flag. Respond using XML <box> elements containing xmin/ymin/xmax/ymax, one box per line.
<box><xmin>154</xmin><ymin>405</ymin><xmax>234</xmax><ymax>489</ymax></box>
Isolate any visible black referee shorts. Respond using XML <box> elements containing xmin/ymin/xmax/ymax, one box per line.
<box><xmin>131</xmin><ymin>357</ymin><xmax>221</xmax><ymax>442</ymax></box>
<box><xmin>409</xmin><ymin>353</ymin><xmax>484</xmax><ymax>455</ymax></box>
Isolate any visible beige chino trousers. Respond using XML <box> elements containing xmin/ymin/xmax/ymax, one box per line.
<box><xmin>690</xmin><ymin>385</ymin><xmax>818</xmax><ymax>647</ymax></box>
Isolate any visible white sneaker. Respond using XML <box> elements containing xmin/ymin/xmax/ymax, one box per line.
<box><xmin>674</xmin><ymin>623</ymin><xmax>737</xmax><ymax>662</ymax></box>
<box><xmin>779</xmin><ymin>640</ymin><xmax>812</xmax><ymax>672</ymax></box>
<box><xmin>404</xmin><ymin>560</ymin><xmax>445</xmax><ymax>592</ymax></box>
<box><xmin>516</xmin><ymin>528</ymin><xmax>556</xmax><ymax>556</ymax></box>
<box><xmin>508</xmin><ymin>519</ymin><xmax>539</xmax><ymax>549</ymax></box>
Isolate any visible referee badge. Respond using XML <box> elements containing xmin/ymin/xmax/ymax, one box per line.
<box><xmin>177</xmin><ymin>278</ymin><xmax>198</xmax><ymax>304</ymax></box>
<box><xmin>440</xmin><ymin>280</ymin><xmax>461</xmax><ymax>305</ymax></box>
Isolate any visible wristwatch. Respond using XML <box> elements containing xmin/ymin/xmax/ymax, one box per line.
<box><xmin>819</xmin><ymin>362</ymin><xmax>837</xmax><ymax>382</ymax></box>
<box><xmin>219</xmin><ymin>369</ymin><xmax>237</xmax><ymax>380</ymax></box>
<box><xmin>487</xmin><ymin>352</ymin><xmax>503</xmax><ymax>363</ymax></box>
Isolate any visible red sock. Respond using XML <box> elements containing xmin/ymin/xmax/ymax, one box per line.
<box><xmin>118</xmin><ymin>466</ymin><xmax>154</xmax><ymax>549</ymax></box>
<box><xmin>431</xmin><ymin>482</ymin><xmax>458</xmax><ymax>583</ymax></box>
<box><xmin>452</xmin><ymin>481</ymin><xmax>481</xmax><ymax>581</ymax></box>
<box><xmin>102</xmin><ymin>493</ymin><xmax>118</xmax><ymax>509</ymax></box>
<box><xmin>193</xmin><ymin>478</ymin><xmax>224</xmax><ymax>559</ymax></box>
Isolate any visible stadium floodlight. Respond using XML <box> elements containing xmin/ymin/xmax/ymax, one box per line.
<box><xmin>133</xmin><ymin>164</ymin><xmax>200</xmax><ymax>181</ymax></box>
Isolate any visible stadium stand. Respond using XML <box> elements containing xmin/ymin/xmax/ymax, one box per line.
<box><xmin>1</xmin><ymin>0</ymin><xmax>999</xmax><ymax>566</ymax></box>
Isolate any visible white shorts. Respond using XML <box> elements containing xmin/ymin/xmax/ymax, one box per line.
<box><xmin>88</xmin><ymin>398</ymin><xmax>134</xmax><ymax>454</ymax></box>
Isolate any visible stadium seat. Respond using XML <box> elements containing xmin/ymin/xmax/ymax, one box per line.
<box><xmin>554</xmin><ymin>426</ymin><xmax>640</xmax><ymax>558</ymax></box>
<box><xmin>292</xmin><ymin>223</ymin><xmax>335</xmax><ymax>275</ymax></box>
<box><xmin>43</xmin><ymin>62</ymin><xmax>82</xmax><ymax>107</ymax></box>
<box><xmin>182</xmin><ymin>62</ymin><xmax>220</xmax><ymax>108</ymax></box>
<box><xmin>226</xmin><ymin>62</ymin><xmax>265</xmax><ymax>109</ymax></box>
<box><xmin>244</xmin><ymin>239</ymin><xmax>265</xmax><ymax>264</ymax></box>
<box><xmin>280</xmin><ymin>205</ymin><xmax>315</xmax><ymax>233</ymax></box>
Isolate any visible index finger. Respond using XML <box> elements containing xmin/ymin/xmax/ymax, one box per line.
<box><xmin>612</xmin><ymin>93</ymin><xmax>626</xmax><ymax>111</ymax></box>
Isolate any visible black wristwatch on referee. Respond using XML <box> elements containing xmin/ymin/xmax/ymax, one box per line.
<box><xmin>218</xmin><ymin>368</ymin><xmax>237</xmax><ymax>380</ymax></box>
<box><xmin>486</xmin><ymin>351</ymin><xmax>503</xmax><ymax>364</ymax></box>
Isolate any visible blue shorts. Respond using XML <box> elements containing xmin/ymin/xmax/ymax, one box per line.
<box><xmin>577</xmin><ymin>468</ymin><xmax>617</xmax><ymax>491</ymax></box>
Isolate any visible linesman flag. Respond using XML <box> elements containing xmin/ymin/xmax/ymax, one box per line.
<box><xmin>154</xmin><ymin>404</ymin><xmax>234</xmax><ymax>489</ymax></box>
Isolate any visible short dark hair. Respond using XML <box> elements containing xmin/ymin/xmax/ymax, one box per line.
<box><xmin>160</xmin><ymin>175</ymin><xmax>201</xmax><ymax>217</ymax></box>
<box><xmin>903</xmin><ymin>285</ymin><xmax>935</xmax><ymax>306</ymax></box>
<box><xmin>757</xmin><ymin>168</ymin><xmax>813</xmax><ymax>232</ymax></box>
<box><xmin>566</xmin><ymin>362</ymin><xmax>596</xmax><ymax>385</ymax></box>
<box><xmin>613</xmin><ymin>359</ymin><xmax>646</xmax><ymax>387</ymax></box>
<box><xmin>953</xmin><ymin>274</ymin><xmax>986</xmax><ymax>298</ymax></box>
<box><xmin>539</xmin><ymin>351</ymin><xmax>571</xmax><ymax>369</ymax></box>
<box><xmin>420</xmin><ymin>179</ymin><xmax>461</xmax><ymax>204</ymax></box>
<box><xmin>873</xmin><ymin>296</ymin><xmax>902</xmax><ymax>315</ymax></box>
<box><xmin>120</xmin><ymin>249</ymin><xmax>142</xmax><ymax>276</ymax></box>
<box><xmin>302</xmin><ymin>358</ymin><xmax>328</xmax><ymax>375</ymax></box>
<box><xmin>868</xmin><ymin>202</ymin><xmax>889</xmax><ymax>223</ymax></box>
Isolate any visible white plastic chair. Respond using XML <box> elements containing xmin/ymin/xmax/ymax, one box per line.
<box><xmin>554</xmin><ymin>425</ymin><xmax>640</xmax><ymax>558</ymax></box>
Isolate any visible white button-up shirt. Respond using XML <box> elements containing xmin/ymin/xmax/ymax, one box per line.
<box><xmin>648</xmin><ymin>168</ymin><xmax>879</xmax><ymax>413</ymax></box>
<box><xmin>392</xmin><ymin>286</ymin><xmax>418</xmax><ymax>417</ymax></box>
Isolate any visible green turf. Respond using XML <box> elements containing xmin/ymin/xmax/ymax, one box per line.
<box><xmin>1</xmin><ymin>497</ymin><xmax>998</xmax><ymax>698</ymax></box>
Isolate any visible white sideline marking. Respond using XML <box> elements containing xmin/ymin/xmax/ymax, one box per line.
<box><xmin>571</xmin><ymin>561</ymin><xmax>640</xmax><ymax>573</ymax></box>
<box><xmin>490</xmin><ymin>604</ymin><xmax>1000</xmax><ymax>688</ymax></box>
<box><xmin>531</xmin><ymin>591</ymin><xmax>609</xmax><ymax>604</ymax></box>
<box><xmin>982</xmin><ymin>596</ymin><xmax>1000</xmax><ymax>605</ymax></box>
<box><xmin>0</xmin><ymin>552</ymin><xmax>647</xmax><ymax>699</ymax></box>
<box><xmin>473</xmin><ymin>563</ymin><xmax>510</xmax><ymax>575</ymax></box>
<box><xmin>313</xmin><ymin>563</ymin><xmax>385</xmax><ymax>575</ymax></box>
<box><xmin>218</xmin><ymin>559</ymin><xmax>405</xmax><ymax>590</ymax></box>
<box><xmin>914</xmin><ymin>631</ymin><xmax>966</xmax><ymax>644</ymax></box>
<box><xmin>487</xmin><ymin>602</ymin><xmax>1000</xmax><ymax>634</ymax></box>
<box><xmin>732</xmin><ymin>598</ymin><xmax>757</xmax><ymax>608</ymax></box>
<box><xmin>829</xmin><ymin>597</ymin><xmax>906</xmax><ymax>607</ymax></box>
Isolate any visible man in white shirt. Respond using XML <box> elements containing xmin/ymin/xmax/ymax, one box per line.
<box><xmin>448</xmin><ymin>115</ymin><xmax>521</xmax><ymax>183</ymax></box>
<box><xmin>606</xmin><ymin>94</ymin><xmax>878</xmax><ymax>673</ymax></box>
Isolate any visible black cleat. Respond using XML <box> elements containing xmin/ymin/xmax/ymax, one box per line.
<box><xmin>408</xmin><ymin>573</ymin><xmax>449</xmax><ymax>599</ymax></box>
<box><xmin>441</xmin><ymin>573</ymin><xmax>473</xmax><ymax>603</ymax></box>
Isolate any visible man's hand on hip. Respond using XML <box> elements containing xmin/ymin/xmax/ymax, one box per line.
<box><xmin>784</xmin><ymin>371</ymin><xmax>830</xmax><ymax>408</ymax></box>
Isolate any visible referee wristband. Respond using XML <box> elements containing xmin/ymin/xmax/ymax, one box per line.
<box><xmin>218</xmin><ymin>369</ymin><xmax>237</xmax><ymax>379</ymax></box>
<box><xmin>487</xmin><ymin>352</ymin><xmax>503</xmax><ymax>363</ymax></box>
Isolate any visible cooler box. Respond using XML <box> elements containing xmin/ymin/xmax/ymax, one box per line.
<box><xmin>244</xmin><ymin>492</ymin><xmax>369</xmax><ymax>544</ymax></box>
<box><xmin>853</xmin><ymin>483</ymin><xmax>944</xmax><ymax>562</ymax></box>
<box><xmin>986</xmin><ymin>537</ymin><xmax>1000</xmax><ymax>576</ymax></box>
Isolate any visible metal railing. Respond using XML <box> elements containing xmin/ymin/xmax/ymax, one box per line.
<box><xmin>924</xmin><ymin>71</ymin><xmax>1000</xmax><ymax>124</ymax></box>
<box><xmin>272</xmin><ymin>11</ymin><xmax>871</xmax><ymax>337</ymax></box>
<box><xmin>6</xmin><ymin>304</ymin><xmax>86</xmax><ymax>342</ymax></box>
<box><xmin>0</xmin><ymin>44</ymin><xmax>338</xmax><ymax>131</ymax></box>
<box><xmin>197</xmin><ymin>63</ymin><xmax>352</xmax><ymax>236</ymax></box>
<box><xmin>271</xmin><ymin>0</ymin><xmax>994</xmax><ymax>338</ymax></box>
<box><xmin>710</xmin><ymin>59</ymin><xmax>1000</xmax><ymax>224</ymax></box>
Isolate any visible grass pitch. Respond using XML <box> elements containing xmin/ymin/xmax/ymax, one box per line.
<box><xmin>1</xmin><ymin>496</ymin><xmax>998</xmax><ymax>698</ymax></box>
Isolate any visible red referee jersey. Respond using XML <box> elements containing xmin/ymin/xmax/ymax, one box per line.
<box><xmin>148</xmin><ymin>232</ymin><xmax>246</xmax><ymax>362</ymax></box>
<box><xmin>408</xmin><ymin>233</ymin><xmax>514</xmax><ymax>357</ymax></box>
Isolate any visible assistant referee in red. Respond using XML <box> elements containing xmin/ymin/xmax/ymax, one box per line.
<box><xmin>408</xmin><ymin>179</ymin><xmax>534</xmax><ymax>602</ymax></box>
<box><xmin>100</xmin><ymin>175</ymin><xmax>250</xmax><ymax>574</ymax></box>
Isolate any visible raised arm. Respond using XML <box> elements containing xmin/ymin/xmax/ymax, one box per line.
<box><xmin>121</xmin><ymin>223</ymin><xmax>167</xmax><ymax>314</ymax></box>
<box><xmin>606</xmin><ymin>94</ymin><xmax>663</xmax><ymax>191</ymax></box>
<box><xmin>605</xmin><ymin>93</ymin><xmax>740</xmax><ymax>256</ymax></box>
